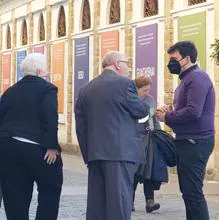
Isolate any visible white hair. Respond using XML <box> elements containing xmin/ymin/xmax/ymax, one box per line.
<box><xmin>102</xmin><ymin>51</ymin><xmax>124</xmax><ymax>68</ymax></box>
<box><xmin>20</xmin><ymin>53</ymin><xmax>47</xmax><ymax>76</ymax></box>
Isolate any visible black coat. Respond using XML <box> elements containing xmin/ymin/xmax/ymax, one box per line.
<box><xmin>152</xmin><ymin>129</ymin><xmax>176</xmax><ymax>167</ymax></box>
<box><xmin>135</xmin><ymin>129</ymin><xmax>176</xmax><ymax>184</ymax></box>
<box><xmin>0</xmin><ymin>75</ymin><xmax>60</xmax><ymax>150</ymax></box>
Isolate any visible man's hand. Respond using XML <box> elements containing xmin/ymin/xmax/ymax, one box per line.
<box><xmin>44</xmin><ymin>149</ymin><xmax>59</xmax><ymax>165</ymax></box>
<box><xmin>159</xmin><ymin>104</ymin><xmax>173</xmax><ymax>113</ymax></box>
<box><xmin>156</xmin><ymin>109</ymin><xmax>166</xmax><ymax>122</ymax></box>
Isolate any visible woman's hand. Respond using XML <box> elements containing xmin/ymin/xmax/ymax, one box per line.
<box><xmin>44</xmin><ymin>149</ymin><xmax>59</xmax><ymax>165</ymax></box>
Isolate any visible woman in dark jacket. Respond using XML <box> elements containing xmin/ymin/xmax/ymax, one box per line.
<box><xmin>0</xmin><ymin>53</ymin><xmax>63</xmax><ymax>220</ymax></box>
<box><xmin>132</xmin><ymin>76</ymin><xmax>167</xmax><ymax>213</ymax></box>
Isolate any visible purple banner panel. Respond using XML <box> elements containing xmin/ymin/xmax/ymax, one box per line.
<box><xmin>16</xmin><ymin>50</ymin><xmax>27</xmax><ymax>82</ymax></box>
<box><xmin>135</xmin><ymin>24</ymin><xmax>158</xmax><ymax>104</ymax></box>
<box><xmin>74</xmin><ymin>36</ymin><xmax>89</xmax><ymax>105</ymax></box>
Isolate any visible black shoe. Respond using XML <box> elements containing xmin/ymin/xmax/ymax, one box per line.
<box><xmin>146</xmin><ymin>199</ymin><xmax>160</xmax><ymax>213</ymax></box>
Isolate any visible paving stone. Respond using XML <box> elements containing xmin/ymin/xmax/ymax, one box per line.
<box><xmin>1</xmin><ymin>155</ymin><xmax>219</xmax><ymax>219</ymax></box>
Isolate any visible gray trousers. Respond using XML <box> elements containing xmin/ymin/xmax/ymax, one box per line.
<box><xmin>86</xmin><ymin>160</ymin><xmax>138</xmax><ymax>220</ymax></box>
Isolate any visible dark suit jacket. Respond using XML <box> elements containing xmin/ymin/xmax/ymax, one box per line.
<box><xmin>75</xmin><ymin>69</ymin><xmax>149</xmax><ymax>164</ymax></box>
<box><xmin>0</xmin><ymin>75</ymin><xmax>60</xmax><ymax>150</ymax></box>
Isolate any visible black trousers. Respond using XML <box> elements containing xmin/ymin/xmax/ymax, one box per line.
<box><xmin>133</xmin><ymin>179</ymin><xmax>154</xmax><ymax>202</ymax></box>
<box><xmin>176</xmin><ymin>136</ymin><xmax>214</xmax><ymax>220</ymax></box>
<box><xmin>0</xmin><ymin>137</ymin><xmax>63</xmax><ymax>220</ymax></box>
<box><xmin>86</xmin><ymin>160</ymin><xmax>138</xmax><ymax>220</ymax></box>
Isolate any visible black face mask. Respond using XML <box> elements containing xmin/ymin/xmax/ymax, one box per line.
<box><xmin>167</xmin><ymin>59</ymin><xmax>181</xmax><ymax>75</ymax></box>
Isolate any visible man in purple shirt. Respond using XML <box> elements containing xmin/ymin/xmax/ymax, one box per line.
<box><xmin>156</xmin><ymin>41</ymin><xmax>215</xmax><ymax>220</ymax></box>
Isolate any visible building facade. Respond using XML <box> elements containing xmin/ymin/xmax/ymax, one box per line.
<box><xmin>0</xmin><ymin>0</ymin><xmax>219</xmax><ymax>173</ymax></box>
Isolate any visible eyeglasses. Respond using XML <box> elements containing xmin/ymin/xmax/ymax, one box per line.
<box><xmin>119</xmin><ymin>60</ymin><xmax>129</xmax><ymax>64</ymax></box>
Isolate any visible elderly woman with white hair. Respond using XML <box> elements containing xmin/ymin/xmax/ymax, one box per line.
<box><xmin>0</xmin><ymin>53</ymin><xmax>63</xmax><ymax>220</ymax></box>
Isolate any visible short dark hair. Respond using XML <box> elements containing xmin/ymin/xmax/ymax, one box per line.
<box><xmin>167</xmin><ymin>41</ymin><xmax>197</xmax><ymax>63</ymax></box>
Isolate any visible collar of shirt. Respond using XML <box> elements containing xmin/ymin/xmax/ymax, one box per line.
<box><xmin>179</xmin><ymin>64</ymin><xmax>198</xmax><ymax>80</ymax></box>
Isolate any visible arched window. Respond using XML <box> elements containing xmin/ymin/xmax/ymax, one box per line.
<box><xmin>144</xmin><ymin>0</ymin><xmax>158</xmax><ymax>17</ymax></box>
<box><xmin>82</xmin><ymin>0</ymin><xmax>91</xmax><ymax>30</ymax></box>
<box><xmin>21</xmin><ymin>19</ymin><xmax>28</xmax><ymax>45</ymax></box>
<box><xmin>58</xmin><ymin>6</ymin><xmax>66</xmax><ymax>37</ymax></box>
<box><xmin>6</xmin><ymin>24</ymin><xmax>11</xmax><ymax>49</ymax></box>
<box><xmin>39</xmin><ymin>13</ymin><xmax>45</xmax><ymax>41</ymax></box>
<box><xmin>109</xmin><ymin>0</ymin><xmax>120</xmax><ymax>24</ymax></box>
<box><xmin>188</xmin><ymin>0</ymin><xmax>206</xmax><ymax>6</ymax></box>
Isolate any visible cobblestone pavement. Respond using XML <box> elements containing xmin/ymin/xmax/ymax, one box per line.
<box><xmin>1</xmin><ymin>154</ymin><xmax>219</xmax><ymax>220</ymax></box>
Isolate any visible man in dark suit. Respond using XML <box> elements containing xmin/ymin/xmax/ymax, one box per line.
<box><xmin>75</xmin><ymin>51</ymin><xmax>149</xmax><ymax>220</ymax></box>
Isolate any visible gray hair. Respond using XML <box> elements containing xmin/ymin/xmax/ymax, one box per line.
<box><xmin>102</xmin><ymin>51</ymin><xmax>124</xmax><ymax>68</ymax></box>
<box><xmin>20</xmin><ymin>53</ymin><xmax>47</xmax><ymax>76</ymax></box>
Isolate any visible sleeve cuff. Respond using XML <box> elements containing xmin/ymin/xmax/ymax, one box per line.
<box><xmin>165</xmin><ymin>112</ymin><xmax>172</xmax><ymax>126</ymax></box>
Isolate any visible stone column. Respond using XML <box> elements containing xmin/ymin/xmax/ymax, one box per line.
<box><xmin>164</xmin><ymin>0</ymin><xmax>174</xmax><ymax>132</ymax></box>
<box><xmin>213</xmin><ymin>0</ymin><xmax>219</xmax><ymax>170</ymax></box>
<box><xmin>27</xmin><ymin>3</ymin><xmax>33</xmax><ymax>53</ymax></box>
<box><xmin>163</xmin><ymin>0</ymin><xmax>175</xmax><ymax>174</ymax></box>
<box><xmin>45</xmin><ymin>0</ymin><xmax>51</xmax><ymax>77</ymax></box>
<box><xmin>66</xmin><ymin>0</ymin><xmax>73</xmax><ymax>145</ymax></box>
<box><xmin>124</xmin><ymin>0</ymin><xmax>133</xmax><ymax>77</ymax></box>
<box><xmin>92</xmin><ymin>0</ymin><xmax>100</xmax><ymax>77</ymax></box>
<box><xmin>11</xmin><ymin>9</ymin><xmax>16</xmax><ymax>84</ymax></box>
